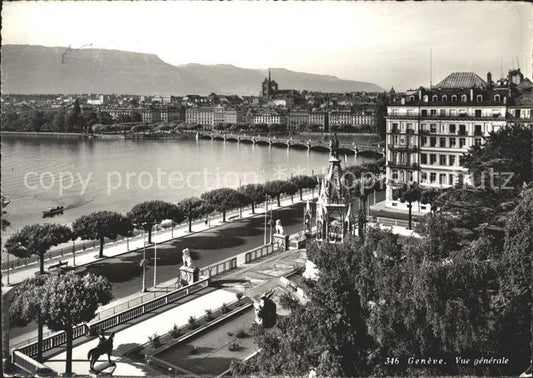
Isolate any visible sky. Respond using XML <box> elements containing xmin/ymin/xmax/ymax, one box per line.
<box><xmin>2</xmin><ymin>1</ymin><xmax>532</xmax><ymax>91</ymax></box>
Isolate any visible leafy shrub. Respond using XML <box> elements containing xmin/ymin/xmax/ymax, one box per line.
<box><xmin>221</xmin><ymin>303</ymin><xmax>229</xmax><ymax>314</ymax></box>
<box><xmin>205</xmin><ymin>309</ymin><xmax>213</xmax><ymax>320</ymax></box>
<box><xmin>235</xmin><ymin>329</ymin><xmax>248</xmax><ymax>339</ymax></box>
<box><xmin>188</xmin><ymin>315</ymin><xmax>198</xmax><ymax>329</ymax></box>
<box><xmin>170</xmin><ymin>324</ymin><xmax>181</xmax><ymax>339</ymax></box>
<box><xmin>148</xmin><ymin>333</ymin><xmax>160</xmax><ymax>347</ymax></box>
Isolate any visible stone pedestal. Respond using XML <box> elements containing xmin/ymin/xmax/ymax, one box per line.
<box><xmin>179</xmin><ymin>266</ymin><xmax>199</xmax><ymax>286</ymax></box>
<box><xmin>273</xmin><ymin>233</ymin><xmax>289</xmax><ymax>251</ymax></box>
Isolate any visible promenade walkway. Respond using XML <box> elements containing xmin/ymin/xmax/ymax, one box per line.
<box><xmin>43</xmin><ymin>249</ymin><xmax>307</xmax><ymax>376</ymax></box>
<box><xmin>2</xmin><ymin>189</ymin><xmax>316</xmax><ymax>286</ymax></box>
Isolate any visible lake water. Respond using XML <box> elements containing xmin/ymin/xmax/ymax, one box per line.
<box><xmin>1</xmin><ymin>134</ymin><xmax>377</xmax><ymax>241</ymax></box>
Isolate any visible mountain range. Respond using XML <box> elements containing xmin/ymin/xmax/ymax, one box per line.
<box><xmin>1</xmin><ymin>44</ymin><xmax>383</xmax><ymax>95</ymax></box>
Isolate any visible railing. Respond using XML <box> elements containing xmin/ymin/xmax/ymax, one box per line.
<box><xmin>375</xmin><ymin>217</ymin><xmax>420</xmax><ymax>229</ymax></box>
<box><xmin>16</xmin><ymin>279</ymin><xmax>209</xmax><ymax>358</ymax></box>
<box><xmin>387</xmin><ymin>161</ymin><xmax>419</xmax><ymax>170</ymax></box>
<box><xmin>244</xmin><ymin>244</ymin><xmax>276</xmax><ymax>263</ymax></box>
<box><xmin>388</xmin><ymin>145</ymin><xmax>418</xmax><ymax>152</ymax></box>
<box><xmin>12</xmin><ymin>350</ymin><xmax>56</xmax><ymax>376</ymax></box>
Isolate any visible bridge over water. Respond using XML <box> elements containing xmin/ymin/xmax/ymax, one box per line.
<box><xmin>196</xmin><ymin>132</ymin><xmax>384</xmax><ymax>156</ymax></box>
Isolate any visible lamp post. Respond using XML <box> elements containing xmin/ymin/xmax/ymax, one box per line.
<box><xmin>269</xmin><ymin>201</ymin><xmax>273</xmax><ymax>245</ymax></box>
<box><xmin>6</xmin><ymin>249</ymin><xmax>10</xmax><ymax>285</ymax></box>
<box><xmin>263</xmin><ymin>194</ymin><xmax>268</xmax><ymax>245</ymax></box>
<box><xmin>72</xmin><ymin>240</ymin><xmax>76</xmax><ymax>267</ymax></box>
<box><xmin>153</xmin><ymin>222</ymin><xmax>158</xmax><ymax>289</ymax></box>
<box><xmin>140</xmin><ymin>228</ymin><xmax>147</xmax><ymax>293</ymax></box>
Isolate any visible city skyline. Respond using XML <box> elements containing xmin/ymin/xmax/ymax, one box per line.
<box><xmin>2</xmin><ymin>1</ymin><xmax>531</xmax><ymax>91</ymax></box>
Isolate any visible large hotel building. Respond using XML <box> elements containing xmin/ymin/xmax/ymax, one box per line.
<box><xmin>385</xmin><ymin>70</ymin><xmax>532</xmax><ymax>211</ymax></box>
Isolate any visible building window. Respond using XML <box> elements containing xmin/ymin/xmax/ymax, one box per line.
<box><xmin>421</xmin><ymin>109</ymin><xmax>428</xmax><ymax>117</ymax></box>
<box><xmin>439</xmin><ymin>155</ymin><xmax>447</xmax><ymax>165</ymax></box>
<box><xmin>450</xmin><ymin>137</ymin><xmax>456</xmax><ymax>147</ymax></box>
<box><xmin>449</xmin><ymin>174</ymin><xmax>455</xmax><ymax>185</ymax></box>
<box><xmin>461</xmin><ymin>94</ymin><xmax>468</xmax><ymax>102</ymax></box>
<box><xmin>421</xmin><ymin>136</ymin><xmax>428</xmax><ymax>146</ymax></box>
<box><xmin>475</xmin><ymin>109</ymin><xmax>482</xmax><ymax>117</ymax></box>
<box><xmin>494</xmin><ymin>94</ymin><xmax>501</xmax><ymax>102</ymax></box>
<box><xmin>430</xmin><ymin>124</ymin><xmax>437</xmax><ymax>133</ymax></box>
<box><xmin>459</xmin><ymin>138</ymin><xmax>466</xmax><ymax>148</ymax></box>
<box><xmin>476</xmin><ymin>94</ymin><xmax>483</xmax><ymax>102</ymax></box>
<box><xmin>475</xmin><ymin>137</ymin><xmax>483</xmax><ymax>146</ymax></box>
<box><xmin>449</xmin><ymin>155</ymin><xmax>456</xmax><ymax>166</ymax></box>
<box><xmin>430</xmin><ymin>154</ymin><xmax>437</xmax><ymax>165</ymax></box>
<box><xmin>392</xmin><ymin>170</ymin><xmax>398</xmax><ymax>180</ymax></box>
<box><xmin>432</xmin><ymin>95</ymin><xmax>438</xmax><ymax>102</ymax></box>
<box><xmin>421</xmin><ymin>154</ymin><xmax>427</xmax><ymax>164</ymax></box>
<box><xmin>449</xmin><ymin>124</ymin><xmax>456</xmax><ymax>134</ymax></box>
<box><xmin>440</xmin><ymin>137</ymin><xmax>446</xmax><ymax>147</ymax></box>
<box><xmin>430</xmin><ymin>137</ymin><xmax>437</xmax><ymax>147</ymax></box>
<box><xmin>430</xmin><ymin>172</ymin><xmax>436</xmax><ymax>183</ymax></box>
<box><xmin>431</xmin><ymin>109</ymin><xmax>437</xmax><ymax>116</ymax></box>
<box><xmin>459</xmin><ymin>124</ymin><xmax>466</xmax><ymax>135</ymax></box>
<box><xmin>409</xmin><ymin>96</ymin><xmax>415</xmax><ymax>102</ymax></box>
<box><xmin>421</xmin><ymin>172</ymin><xmax>428</xmax><ymax>182</ymax></box>
<box><xmin>474</xmin><ymin>125</ymin><xmax>482</xmax><ymax>135</ymax></box>
<box><xmin>440</xmin><ymin>109</ymin><xmax>446</xmax><ymax>116</ymax></box>
<box><xmin>442</xmin><ymin>95</ymin><xmax>448</xmax><ymax>102</ymax></box>
<box><xmin>439</xmin><ymin>174</ymin><xmax>446</xmax><ymax>185</ymax></box>
<box><xmin>451</xmin><ymin>95</ymin><xmax>457</xmax><ymax>102</ymax></box>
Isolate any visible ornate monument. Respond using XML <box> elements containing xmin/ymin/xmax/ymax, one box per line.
<box><xmin>179</xmin><ymin>248</ymin><xmax>199</xmax><ymax>286</ymax></box>
<box><xmin>315</xmin><ymin>133</ymin><xmax>353</xmax><ymax>243</ymax></box>
<box><xmin>273</xmin><ymin>219</ymin><xmax>289</xmax><ymax>251</ymax></box>
<box><xmin>253</xmin><ymin>289</ymin><xmax>277</xmax><ymax>328</ymax></box>
<box><xmin>304</xmin><ymin>134</ymin><xmax>354</xmax><ymax>279</ymax></box>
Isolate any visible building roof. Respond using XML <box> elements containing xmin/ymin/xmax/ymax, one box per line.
<box><xmin>436</xmin><ymin>72</ymin><xmax>487</xmax><ymax>89</ymax></box>
<box><xmin>517</xmin><ymin>78</ymin><xmax>533</xmax><ymax>91</ymax></box>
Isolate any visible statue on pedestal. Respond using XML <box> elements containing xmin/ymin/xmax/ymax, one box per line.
<box><xmin>275</xmin><ymin>219</ymin><xmax>285</xmax><ymax>235</ymax></box>
<box><xmin>182</xmin><ymin>248</ymin><xmax>192</xmax><ymax>268</ymax></box>
<box><xmin>88</xmin><ymin>331</ymin><xmax>116</xmax><ymax>373</ymax></box>
<box><xmin>179</xmin><ymin>248</ymin><xmax>198</xmax><ymax>286</ymax></box>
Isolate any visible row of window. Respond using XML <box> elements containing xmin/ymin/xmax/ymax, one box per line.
<box><xmin>391</xmin><ymin>108</ymin><xmax>503</xmax><ymax>118</ymax></box>
<box><xmin>392</xmin><ymin>123</ymin><xmax>487</xmax><ymax>135</ymax></box>
<box><xmin>421</xmin><ymin>136</ymin><xmax>467</xmax><ymax>148</ymax></box>
<box><xmin>420</xmin><ymin>153</ymin><xmax>457</xmax><ymax>167</ymax></box>
<box><xmin>421</xmin><ymin>171</ymin><xmax>455</xmax><ymax>186</ymax></box>
<box><xmin>408</xmin><ymin>94</ymin><xmax>505</xmax><ymax>103</ymax></box>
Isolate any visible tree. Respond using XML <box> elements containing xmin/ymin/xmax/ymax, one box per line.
<box><xmin>5</xmin><ymin>224</ymin><xmax>72</xmax><ymax>274</ymax></box>
<box><xmin>9</xmin><ymin>275</ymin><xmax>47</xmax><ymax>361</ymax></box>
<box><xmin>177</xmin><ymin>197</ymin><xmax>205</xmax><ymax>232</ymax></box>
<box><xmin>420</xmin><ymin>187</ymin><xmax>442</xmax><ymax>213</ymax></box>
<box><xmin>290</xmin><ymin>175</ymin><xmax>317</xmax><ymax>200</ymax></box>
<box><xmin>239</xmin><ymin>184</ymin><xmax>266</xmax><ymax>214</ymax></box>
<box><xmin>392</xmin><ymin>183</ymin><xmax>421</xmax><ymax>229</ymax></box>
<box><xmin>235</xmin><ymin>237</ymin><xmax>373</xmax><ymax>376</ymax></box>
<box><xmin>40</xmin><ymin>272</ymin><xmax>112</xmax><ymax>375</ymax></box>
<box><xmin>374</xmin><ymin>92</ymin><xmax>388</xmax><ymax>140</ymax></box>
<box><xmin>72</xmin><ymin>211</ymin><xmax>133</xmax><ymax>258</ymax></box>
<box><xmin>66</xmin><ymin>99</ymin><xmax>82</xmax><ymax>132</ymax></box>
<box><xmin>200</xmin><ymin>188</ymin><xmax>247</xmax><ymax>223</ymax></box>
<box><xmin>493</xmin><ymin>185</ymin><xmax>533</xmax><ymax>374</ymax></box>
<box><xmin>461</xmin><ymin>124</ymin><xmax>531</xmax><ymax>192</ymax></box>
<box><xmin>265</xmin><ymin>180</ymin><xmax>297</xmax><ymax>207</ymax></box>
<box><xmin>128</xmin><ymin>201</ymin><xmax>182</xmax><ymax>243</ymax></box>
<box><xmin>97</xmin><ymin>111</ymin><xmax>113</xmax><ymax>125</ymax></box>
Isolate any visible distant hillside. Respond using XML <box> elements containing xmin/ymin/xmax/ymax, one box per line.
<box><xmin>1</xmin><ymin>44</ymin><xmax>383</xmax><ymax>95</ymax></box>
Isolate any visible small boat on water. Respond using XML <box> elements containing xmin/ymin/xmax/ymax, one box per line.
<box><xmin>1</xmin><ymin>195</ymin><xmax>10</xmax><ymax>209</ymax></box>
<box><xmin>43</xmin><ymin>206</ymin><xmax>64</xmax><ymax>218</ymax></box>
